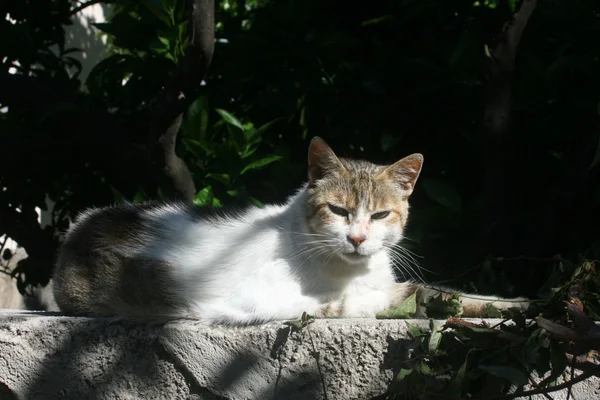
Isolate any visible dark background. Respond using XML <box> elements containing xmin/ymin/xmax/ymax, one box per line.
<box><xmin>2</xmin><ymin>0</ymin><xmax>599</xmax><ymax>301</ymax></box>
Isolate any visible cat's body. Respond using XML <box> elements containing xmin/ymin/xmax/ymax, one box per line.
<box><xmin>53</xmin><ymin>137</ymin><xmax>528</xmax><ymax>325</ymax></box>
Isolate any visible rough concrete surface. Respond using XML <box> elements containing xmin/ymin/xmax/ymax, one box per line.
<box><xmin>0</xmin><ymin>310</ymin><xmax>598</xmax><ymax>400</ymax></box>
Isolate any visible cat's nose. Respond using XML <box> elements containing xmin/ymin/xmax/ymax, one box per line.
<box><xmin>347</xmin><ymin>234</ymin><xmax>366</xmax><ymax>248</ymax></box>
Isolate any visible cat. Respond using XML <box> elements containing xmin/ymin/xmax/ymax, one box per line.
<box><xmin>52</xmin><ymin>137</ymin><xmax>528</xmax><ymax>325</ymax></box>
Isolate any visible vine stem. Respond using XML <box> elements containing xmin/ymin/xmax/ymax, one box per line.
<box><xmin>566</xmin><ymin>349</ymin><xmax>578</xmax><ymax>400</ymax></box>
<box><xmin>486</xmin><ymin>368</ymin><xmax>599</xmax><ymax>400</ymax></box>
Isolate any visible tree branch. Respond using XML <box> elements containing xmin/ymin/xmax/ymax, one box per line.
<box><xmin>480</xmin><ymin>0</ymin><xmax>538</xmax><ymax>257</ymax></box>
<box><xmin>149</xmin><ymin>0</ymin><xmax>215</xmax><ymax>203</ymax></box>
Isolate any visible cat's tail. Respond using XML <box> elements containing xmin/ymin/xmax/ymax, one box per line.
<box><xmin>389</xmin><ymin>282</ymin><xmax>530</xmax><ymax>318</ymax></box>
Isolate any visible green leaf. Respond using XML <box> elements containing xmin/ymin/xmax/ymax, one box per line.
<box><xmin>215</xmin><ymin>108</ymin><xmax>244</xmax><ymax>131</ymax></box>
<box><xmin>301</xmin><ymin>311</ymin><xmax>315</xmax><ymax>324</ymax></box>
<box><xmin>422</xmin><ymin>178</ymin><xmax>462</xmax><ymax>211</ymax></box>
<box><xmin>479</xmin><ymin>365</ymin><xmax>529</xmax><ymax>386</ymax></box>
<box><xmin>283</xmin><ymin>319</ymin><xmax>304</xmax><ymax>330</ymax></box>
<box><xmin>132</xmin><ymin>188</ymin><xmax>149</xmax><ymax>203</ymax></box>
<box><xmin>428</xmin><ymin>320</ymin><xmax>444</xmax><ymax>355</ymax></box>
<box><xmin>193</xmin><ymin>186</ymin><xmax>214</xmax><ymax>206</ymax></box>
<box><xmin>158</xmin><ymin>36</ymin><xmax>170</xmax><ymax>46</ymax></box>
<box><xmin>283</xmin><ymin>312</ymin><xmax>315</xmax><ymax>331</ymax></box>
<box><xmin>185</xmin><ymin>96</ymin><xmax>209</xmax><ymax>140</ymax></box>
<box><xmin>376</xmin><ymin>291</ymin><xmax>417</xmax><ymax>319</ymax></box>
<box><xmin>361</xmin><ymin>15</ymin><xmax>394</xmax><ymax>27</ymax></box>
<box><xmin>253</xmin><ymin>117</ymin><xmax>282</xmax><ymax>138</ymax></box>
<box><xmin>141</xmin><ymin>0</ymin><xmax>172</xmax><ymax>25</ymax></box>
<box><xmin>395</xmin><ymin>368</ymin><xmax>413</xmax><ymax>382</ymax></box>
<box><xmin>447</xmin><ymin>357</ymin><xmax>468</xmax><ymax>396</ymax></box>
<box><xmin>240</xmin><ymin>156</ymin><xmax>283</xmax><ymax>175</ymax></box>
<box><xmin>456</xmin><ymin>325</ymin><xmax>524</xmax><ymax>344</ymax></box>
<box><xmin>226</xmin><ymin>124</ymin><xmax>247</xmax><ymax>152</ymax></box>
<box><xmin>484</xmin><ymin>303</ymin><xmax>503</xmax><ymax>318</ymax></box>
<box><xmin>206</xmin><ymin>173</ymin><xmax>231</xmax><ymax>187</ymax></box>
<box><xmin>405</xmin><ymin>322</ymin><xmax>427</xmax><ymax>338</ymax></box>
<box><xmin>240</xmin><ymin>146</ymin><xmax>259</xmax><ymax>159</ymax></box>
<box><xmin>416</xmin><ymin>360</ymin><xmax>435</xmax><ymax>377</ymax></box>
<box><xmin>425</xmin><ymin>294</ymin><xmax>463</xmax><ymax>319</ymax></box>
<box><xmin>108</xmin><ymin>185</ymin><xmax>125</xmax><ymax>202</ymax></box>
<box><xmin>541</xmin><ymin>341</ymin><xmax>567</xmax><ymax>387</ymax></box>
<box><xmin>249</xmin><ymin>197</ymin><xmax>264</xmax><ymax>208</ymax></box>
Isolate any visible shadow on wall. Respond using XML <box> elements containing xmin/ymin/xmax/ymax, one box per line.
<box><xmin>0</xmin><ymin>249</ymin><xmax>58</xmax><ymax>311</ymax></box>
<box><xmin>0</xmin><ymin>316</ymin><xmax>415</xmax><ymax>400</ymax></box>
<box><xmin>64</xmin><ymin>3</ymin><xmax>113</xmax><ymax>84</ymax></box>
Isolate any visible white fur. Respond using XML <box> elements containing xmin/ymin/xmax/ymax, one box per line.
<box><xmin>128</xmin><ymin>186</ymin><xmax>397</xmax><ymax>325</ymax></box>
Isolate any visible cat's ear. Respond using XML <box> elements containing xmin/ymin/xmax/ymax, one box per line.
<box><xmin>308</xmin><ymin>137</ymin><xmax>345</xmax><ymax>184</ymax></box>
<box><xmin>380</xmin><ymin>153</ymin><xmax>424</xmax><ymax>195</ymax></box>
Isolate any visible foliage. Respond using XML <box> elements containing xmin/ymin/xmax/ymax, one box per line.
<box><xmin>181</xmin><ymin>98</ymin><xmax>283</xmax><ymax>208</ymax></box>
<box><xmin>1</xmin><ymin>0</ymin><xmax>600</xmax><ymax>312</ymax></box>
<box><xmin>377</xmin><ymin>291</ymin><xmax>419</xmax><ymax>319</ymax></box>
<box><xmin>378</xmin><ymin>260</ymin><xmax>600</xmax><ymax>399</ymax></box>
<box><xmin>2</xmin><ymin>0</ymin><xmax>600</xmax><ymax>396</ymax></box>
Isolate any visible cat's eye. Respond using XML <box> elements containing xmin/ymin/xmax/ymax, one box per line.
<box><xmin>327</xmin><ymin>203</ymin><xmax>349</xmax><ymax>217</ymax></box>
<box><xmin>371</xmin><ymin>211</ymin><xmax>390</xmax><ymax>220</ymax></box>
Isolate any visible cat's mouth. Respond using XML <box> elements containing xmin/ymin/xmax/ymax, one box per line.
<box><xmin>341</xmin><ymin>251</ymin><xmax>369</xmax><ymax>263</ymax></box>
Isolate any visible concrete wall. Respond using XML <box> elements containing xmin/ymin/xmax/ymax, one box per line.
<box><xmin>0</xmin><ymin>313</ymin><xmax>598</xmax><ymax>400</ymax></box>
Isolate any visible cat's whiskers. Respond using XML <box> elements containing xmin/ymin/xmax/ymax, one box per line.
<box><xmin>392</xmin><ymin>244</ymin><xmax>435</xmax><ymax>276</ymax></box>
<box><xmin>323</xmin><ymin>247</ymin><xmax>342</xmax><ymax>265</ymax></box>
<box><xmin>394</xmin><ymin>243</ymin><xmax>422</xmax><ymax>259</ymax></box>
<box><xmin>290</xmin><ymin>231</ymin><xmax>332</xmax><ymax>238</ymax></box>
<box><xmin>288</xmin><ymin>238</ymin><xmax>339</xmax><ymax>266</ymax></box>
<box><xmin>294</xmin><ymin>245</ymin><xmax>335</xmax><ymax>270</ymax></box>
<box><xmin>388</xmin><ymin>243</ymin><xmax>428</xmax><ymax>271</ymax></box>
<box><xmin>384</xmin><ymin>245</ymin><xmax>425</xmax><ymax>283</ymax></box>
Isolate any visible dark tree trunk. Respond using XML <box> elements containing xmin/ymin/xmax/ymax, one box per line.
<box><xmin>480</xmin><ymin>0</ymin><xmax>538</xmax><ymax>256</ymax></box>
<box><xmin>148</xmin><ymin>0</ymin><xmax>215</xmax><ymax>203</ymax></box>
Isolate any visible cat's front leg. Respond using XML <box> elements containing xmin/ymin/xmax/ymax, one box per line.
<box><xmin>314</xmin><ymin>301</ymin><xmax>345</xmax><ymax>318</ymax></box>
<box><xmin>315</xmin><ymin>288</ymin><xmax>391</xmax><ymax>318</ymax></box>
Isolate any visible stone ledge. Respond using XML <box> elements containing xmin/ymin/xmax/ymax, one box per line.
<box><xmin>0</xmin><ymin>310</ymin><xmax>598</xmax><ymax>400</ymax></box>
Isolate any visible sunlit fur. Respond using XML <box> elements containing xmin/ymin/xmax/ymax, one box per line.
<box><xmin>52</xmin><ymin>137</ymin><xmax>528</xmax><ymax>325</ymax></box>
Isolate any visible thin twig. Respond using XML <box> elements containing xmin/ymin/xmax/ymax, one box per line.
<box><xmin>486</xmin><ymin>368</ymin><xmax>599</xmax><ymax>400</ymax></box>
<box><xmin>528</xmin><ymin>375</ymin><xmax>555</xmax><ymax>400</ymax></box>
<box><xmin>565</xmin><ymin>352</ymin><xmax>600</xmax><ymax>377</ymax></box>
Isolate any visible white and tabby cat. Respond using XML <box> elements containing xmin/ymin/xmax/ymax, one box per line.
<box><xmin>52</xmin><ymin>137</ymin><xmax>528</xmax><ymax>325</ymax></box>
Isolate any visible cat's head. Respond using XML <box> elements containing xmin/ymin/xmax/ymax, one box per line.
<box><xmin>304</xmin><ymin>137</ymin><xmax>423</xmax><ymax>264</ymax></box>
